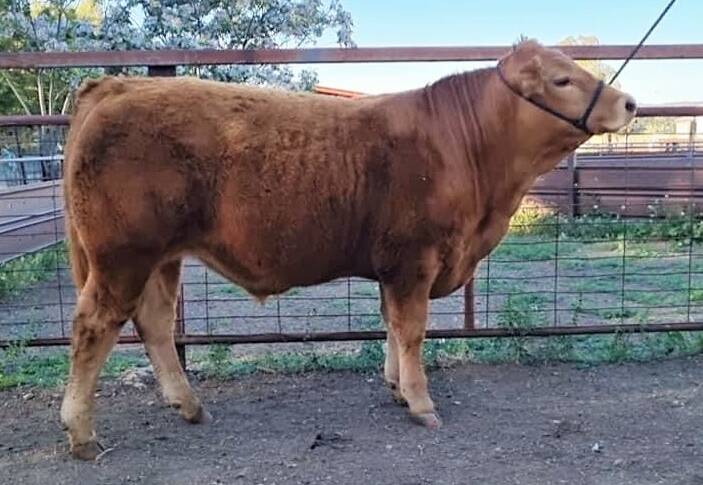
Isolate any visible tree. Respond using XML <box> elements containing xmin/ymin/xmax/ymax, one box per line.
<box><xmin>98</xmin><ymin>0</ymin><xmax>355</xmax><ymax>89</ymax></box>
<box><xmin>558</xmin><ymin>35</ymin><xmax>618</xmax><ymax>85</ymax></box>
<box><xmin>559</xmin><ymin>35</ymin><xmax>677</xmax><ymax>135</ymax></box>
<box><xmin>0</xmin><ymin>0</ymin><xmax>103</xmax><ymax>115</ymax></box>
<box><xmin>0</xmin><ymin>0</ymin><xmax>356</xmax><ymax>115</ymax></box>
<box><xmin>629</xmin><ymin>116</ymin><xmax>676</xmax><ymax>135</ymax></box>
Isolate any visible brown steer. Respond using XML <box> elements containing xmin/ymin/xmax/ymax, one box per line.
<box><xmin>60</xmin><ymin>40</ymin><xmax>636</xmax><ymax>459</ymax></box>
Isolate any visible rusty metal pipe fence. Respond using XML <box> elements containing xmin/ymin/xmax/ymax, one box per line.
<box><xmin>1</xmin><ymin>44</ymin><xmax>703</xmax><ymax>359</ymax></box>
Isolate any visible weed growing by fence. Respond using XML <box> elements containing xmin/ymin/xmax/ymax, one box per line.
<box><xmin>0</xmin><ymin>337</ymin><xmax>145</xmax><ymax>389</ymax></box>
<box><xmin>509</xmin><ymin>205</ymin><xmax>703</xmax><ymax>243</ymax></box>
<box><xmin>1</xmin><ymin>316</ymin><xmax>149</xmax><ymax>389</ymax></box>
<box><xmin>3</xmin><ymin>331</ymin><xmax>703</xmax><ymax>389</ymax></box>
<box><xmin>0</xmin><ymin>242</ymin><xmax>67</xmax><ymax>300</ymax></box>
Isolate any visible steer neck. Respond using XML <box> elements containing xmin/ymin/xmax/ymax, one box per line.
<box><xmin>430</xmin><ymin>68</ymin><xmax>585</xmax><ymax>219</ymax></box>
<box><xmin>419</xmin><ymin>68</ymin><xmax>537</xmax><ymax>218</ymax></box>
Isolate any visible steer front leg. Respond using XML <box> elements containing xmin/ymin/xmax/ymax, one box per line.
<box><xmin>381</xmin><ymin>280</ymin><xmax>440</xmax><ymax>429</ymax></box>
<box><xmin>380</xmin><ymin>290</ymin><xmax>405</xmax><ymax>405</ymax></box>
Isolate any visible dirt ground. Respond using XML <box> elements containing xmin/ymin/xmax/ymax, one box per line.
<box><xmin>3</xmin><ymin>356</ymin><xmax>703</xmax><ymax>485</ymax></box>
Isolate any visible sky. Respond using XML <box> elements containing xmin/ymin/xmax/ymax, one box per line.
<box><xmin>302</xmin><ymin>0</ymin><xmax>703</xmax><ymax>105</ymax></box>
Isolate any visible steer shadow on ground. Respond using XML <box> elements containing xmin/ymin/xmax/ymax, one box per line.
<box><xmin>2</xmin><ymin>356</ymin><xmax>703</xmax><ymax>485</ymax></box>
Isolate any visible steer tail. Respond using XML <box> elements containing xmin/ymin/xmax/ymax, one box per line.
<box><xmin>66</xmin><ymin>215</ymin><xmax>89</xmax><ymax>291</ymax></box>
<box><xmin>63</xmin><ymin>76</ymin><xmax>122</xmax><ymax>292</ymax></box>
<box><xmin>64</xmin><ymin>75</ymin><xmax>153</xmax><ymax>291</ymax></box>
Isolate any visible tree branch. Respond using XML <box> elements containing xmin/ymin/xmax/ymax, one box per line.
<box><xmin>0</xmin><ymin>72</ymin><xmax>32</xmax><ymax>115</ymax></box>
<box><xmin>48</xmin><ymin>75</ymin><xmax>54</xmax><ymax>116</ymax></box>
<box><xmin>60</xmin><ymin>92</ymin><xmax>72</xmax><ymax>115</ymax></box>
<box><xmin>37</xmin><ymin>71</ymin><xmax>46</xmax><ymax>115</ymax></box>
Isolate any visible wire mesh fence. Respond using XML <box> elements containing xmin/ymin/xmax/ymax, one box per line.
<box><xmin>0</xmin><ymin>120</ymin><xmax>702</xmax><ymax>350</ymax></box>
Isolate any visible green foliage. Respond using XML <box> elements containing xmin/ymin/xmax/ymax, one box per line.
<box><xmin>0</xmin><ymin>344</ymin><xmax>145</xmax><ymax>389</ymax></box>
<box><xmin>195</xmin><ymin>342</ymin><xmax>384</xmax><ymax>378</ymax></box>
<box><xmin>492</xmin><ymin>237</ymin><xmax>557</xmax><ymax>262</ymax></box>
<box><xmin>0</xmin><ymin>243</ymin><xmax>67</xmax><ymax>300</ymax></box>
<box><xmin>599</xmin><ymin>308</ymin><xmax>637</xmax><ymax>320</ymax></box>
<box><xmin>6</xmin><ymin>330</ymin><xmax>703</xmax><ymax>389</ymax></box>
<box><xmin>570</xmin><ymin>216</ymin><xmax>703</xmax><ymax>245</ymax></box>
<box><xmin>353</xmin><ymin>283</ymin><xmax>378</xmax><ymax>297</ymax></box>
<box><xmin>0</xmin><ymin>0</ymin><xmax>356</xmax><ymax>115</ymax></box>
<box><xmin>218</xmin><ymin>284</ymin><xmax>247</xmax><ymax>297</ymax></box>
<box><xmin>629</xmin><ymin>117</ymin><xmax>677</xmax><ymax>135</ymax></box>
<box><xmin>605</xmin><ymin>331</ymin><xmax>630</xmax><ymax>363</ymax></box>
<box><xmin>558</xmin><ymin>35</ymin><xmax>618</xmax><ymax>85</ymax></box>
<box><xmin>482</xmin><ymin>294</ymin><xmax>545</xmax><ymax>363</ymax></box>
<box><xmin>509</xmin><ymin>206</ymin><xmax>558</xmax><ymax>236</ymax></box>
<box><xmin>0</xmin><ymin>1</ymin><xmax>104</xmax><ymax>115</ymax></box>
<box><xmin>508</xmin><ymin>205</ymin><xmax>703</xmax><ymax>245</ymax></box>
<box><xmin>201</xmin><ymin>344</ymin><xmax>231</xmax><ymax>378</ymax></box>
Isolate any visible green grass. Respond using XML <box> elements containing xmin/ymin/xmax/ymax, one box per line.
<box><xmin>4</xmin><ymin>330</ymin><xmax>703</xmax><ymax>389</ymax></box>
<box><xmin>626</xmin><ymin>288</ymin><xmax>687</xmax><ymax>307</ymax></box>
<box><xmin>217</xmin><ymin>284</ymin><xmax>247</xmax><ymax>297</ymax></box>
<box><xmin>572</xmin><ymin>276</ymin><xmax>619</xmax><ymax>294</ymax></box>
<box><xmin>597</xmin><ymin>308</ymin><xmax>638</xmax><ymax>320</ymax></box>
<box><xmin>0</xmin><ymin>243</ymin><xmax>67</xmax><ymax>300</ymax></box>
<box><xmin>194</xmin><ymin>341</ymin><xmax>385</xmax><ymax>378</ymax></box>
<box><xmin>353</xmin><ymin>283</ymin><xmax>378</xmax><ymax>297</ymax></box>
<box><xmin>190</xmin><ymin>330</ymin><xmax>703</xmax><ymax>378</ymax></box>
<box><xmin>0</xmin><ymin>344</ymin><xmax>146</xmax><ymax>389</ymax></box>
<box><xmin>492</xmin><ymin>237</ymin><xmax>558</xmax><ymax>262</ymax></box>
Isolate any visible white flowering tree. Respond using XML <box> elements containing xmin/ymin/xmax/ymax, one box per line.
<box><xmin>0</xmin><ymin>0</ymin><xmax>356</xmax><ymax>115</ymax></box>
<box><xmin>99</xmin><ymin>0</ymin><xmax>355</xmax><ymax>88</ymax></box>
<box><xmin>0</xmin><ymin>0</ymin><xmax>104</xmax><ymax>115</ymax></box>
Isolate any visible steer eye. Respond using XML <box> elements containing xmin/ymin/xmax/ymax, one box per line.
<box><xmin>553</xmin><ymin>77</ymin><xmax>571</xmax><ymax>87</ymax></box>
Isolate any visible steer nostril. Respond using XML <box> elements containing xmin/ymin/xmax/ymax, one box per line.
<box><xmin>625</xmin><ymin>98</ymin><xmax>637</xmax><ymax>113</ymax></box>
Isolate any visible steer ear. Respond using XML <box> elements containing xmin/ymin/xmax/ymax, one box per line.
<box><xmin>518</xmin><ymin>55</ymin><xmax>544</xmax><ymax>97</ymax></box>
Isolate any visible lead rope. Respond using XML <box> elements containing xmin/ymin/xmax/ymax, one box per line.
<box><xmin>608</xmin><ymin>0</ymin><xmax>677</xmax><ymax>85</ymax></box>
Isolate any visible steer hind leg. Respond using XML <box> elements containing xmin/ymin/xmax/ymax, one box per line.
<box><xmin>61</xmin><ymin>270</ymin><xmax>143</xmax><ymax>460</ymax></box>
<box><xmin>382</xmin><ymin>281</ymin><xmax>440</xmax><ymax>429</ymax></box>
<box><xmin>133</xmin><ymin>260</ymin><xmax>207</xmax><ymax>424</ymax></box>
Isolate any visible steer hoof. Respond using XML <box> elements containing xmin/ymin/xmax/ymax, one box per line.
<box><xmin>198</xmin><ymin>409</ymin><xmax>213</xmax><ymax>424</ymax></box>
<box><xmin>70</xmin><ymin>440</ymin><xmax>104</xmax><ymax>461</ymax></box>
<box><xmin>387</xmin><ymin>383</ymin><xmax>407</xmax><ymax>407</ymax></box>
<box><xmin>183</xmin><ymin>405</ymin><xmax>212</xmax><ymax>424</ymax></box>
<box><xmin>410</xmin><ymin>412</ymin><xmax>442</xmax><ymax>430</ymax></box>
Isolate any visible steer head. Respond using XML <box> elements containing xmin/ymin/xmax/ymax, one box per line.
<box><xmin>498</xmin><ymin>40</ymin><xmax>637</xmax><ymax>138</ymax></box>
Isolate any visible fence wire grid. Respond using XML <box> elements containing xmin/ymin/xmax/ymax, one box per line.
<box><xmin>1</xmin><ymin>122</ymin><xmax>703</xmax><ymax>349</ymax></box>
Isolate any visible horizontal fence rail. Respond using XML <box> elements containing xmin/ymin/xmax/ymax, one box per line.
<box><xmin>5</xmin><ymin>322</ymin><xmax>703</xmax><ymax>349</ymax></box>
<box><xmin>2</xmin><ymin>44</ymin><xmax>703</xmax><ymax>69</ymax></box>
<box><xmin>1</xmin><ymin>107</ymin><xmax>701</xmax><ymax>129</ymax></box>
<box><xmin>1</xmin><ymin>44</ymin><xmax>703</xmax><ymax>363</ymax></box>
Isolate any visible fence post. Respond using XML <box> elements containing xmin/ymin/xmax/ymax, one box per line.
<box><xmin>463</xmin><ymin>279</ymin><xmax>475</xmax><ymax>329</ymax></box>
<box><xmin>147</xmin><ymin>64</ymin><xmax>186</xmax><ymax>369</ymax></box>
<box><xmin>147</xmin><ymin>65</ymin><xmax>177</xmax><ymax>77</ymax></box>
<box><xmin>568</xmin><ymin>152</ymin><xmax>579</xmax><ymax>219</ymax></box>
<box><xmin>690</xmin><ymin>118</ymin><xmax>697</xmax><ymax>156</ymax></box>
<box><xmin>175</xmin><ymin>284</ymin><xmax>186</xmax><ymax>370</ymax></box>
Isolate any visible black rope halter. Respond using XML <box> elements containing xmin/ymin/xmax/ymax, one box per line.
<box><xmin>496</xmin><ymin>63</ymin><xmax>604</xmax><ymax>136</ymax></box>
<box><xmin>496</xmin><ymin>0</ymin><xmax>677</xmax><ymax>136</ymax></box>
